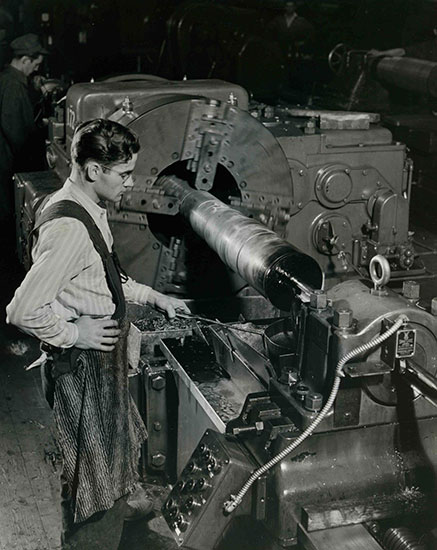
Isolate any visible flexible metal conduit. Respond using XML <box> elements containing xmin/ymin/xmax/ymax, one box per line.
<box><xmin>383</xmin><ymin>527</ymin><xmax>426</xmax><ymax>550</ymax></box>
<box><xmin>223</xmin><ymin>314</ymin><xmax>409</xmax><ymax>514</ymax></box>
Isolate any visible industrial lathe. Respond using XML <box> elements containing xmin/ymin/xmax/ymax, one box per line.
<box><xmin>14</xmin><ymin>78</ymin><xmax>437</xmax><ymax>549</ymax></box>
<box><xmin>16</xmin><ymin>76</ymin><xmax>418</xmax><ymax>293</ymax></box>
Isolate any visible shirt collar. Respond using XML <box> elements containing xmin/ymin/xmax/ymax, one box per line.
<box><xmin>63</xmin><ymin>179</ymin><xmax>107</xmax><ymax>220</ymax></box>
<box><xmin>6</xmin><ymin>65</ymin><xmax>28</xmax><ymax>87</ymax></box>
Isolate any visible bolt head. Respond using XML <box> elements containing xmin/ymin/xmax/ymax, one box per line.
<box><xmin>151</xmin><ymin>375</ymin><xmax>166</xmax><ymax>390</ymax></box>
<box><xmin>151</xmin><ymin>453</ymin><xmax>166</xmax><ymax>467</ymax></box>
<box><xmin>334</xmin><ymin>308</ymin><xmax>353</xmax><ymax>328</ymax></box>
<box><xmin>310</xmin><ymin>290</ymin><xmax>328</xmax><ymax>310</ymax></box>
<box><xmin>402</xmin><ymin>280</ymin><xmax>420</xmax><ymax>300</ymax></box>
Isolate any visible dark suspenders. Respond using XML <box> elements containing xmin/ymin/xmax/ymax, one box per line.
<box><xmin>31</xmin><ymin>199</ymin><xmax>126</xmax><ymax>320</ymax></box>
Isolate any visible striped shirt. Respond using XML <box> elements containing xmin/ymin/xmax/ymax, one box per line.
<box><xmin>6</xmin><ymin>179</ymin><xmax>152</xmax><ymax>348</ymax></box>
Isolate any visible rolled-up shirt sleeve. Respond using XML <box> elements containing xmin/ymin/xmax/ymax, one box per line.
<box><xmin>122</xmin><ymin>277</ymin><xmax>152</xmax><ymax>305</ymax></box>
<box><xmin>6</xmin><ymin>219</ymin><xmax>88</xmax><ymax>348</ymax></box>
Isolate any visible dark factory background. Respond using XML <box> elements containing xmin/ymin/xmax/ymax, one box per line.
<box><xmin>1</xmin><ymin>0</ymin><xmax>436</xmax><ymax>98</ymax></box>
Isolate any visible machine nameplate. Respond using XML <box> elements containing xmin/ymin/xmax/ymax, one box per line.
<box><xmin>395</xmin><ymin>329</ymin><xmax>416</xmax><ymax>358</ymax></box>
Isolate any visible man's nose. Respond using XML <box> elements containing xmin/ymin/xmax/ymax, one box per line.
<box><xmin>123</xmin><ymin>175</ymin><xmax>135</xmax><ymax>189</ymax></box>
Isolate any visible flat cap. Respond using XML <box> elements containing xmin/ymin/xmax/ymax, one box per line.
<box><xmin>10</xmin><ymin>33</ymin><xmax>48</xmax><ymax>57</ymax></box>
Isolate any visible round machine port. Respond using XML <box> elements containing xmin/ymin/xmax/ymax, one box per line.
<box><xmin>199</xmin><ymin>443</ymin><xmax>208</xmax><ymax>454</ymax></box>
<box><xmin>184</xmin><ymin>496</ymin><xmax>202</xmax><ymax>511</ymax></box>
<box><xmin>166</xmin><ymin>498</ymin><xmax>176</xmax><ymax>510</ymax></box>
<box><xmin>207</xmin><ymin>458</ymin><xmax>221</xmax><ymax>473</ymax></box>
<box><xmin>175</xmin><ymin>480</ymin><xmax>185</xmax><ymax>493</ymax></box>
<box><xmin>186</xmin><ymin>461</ymin><xmax>200</xmax><ymax>474</ymax></box>
<box><xmin>195</xmin><ymin>477</ymin><xmax>210</xmax><ymax>492</ymax></box>
<box><xmin>183</xmin><ymin>478</ymin><xmax>196</xmax><ymax>493</ymax></box>
<box><xmin>176</xmin><ymin>513</ymin><xmax>189</xmax><ymax>532</ymax></box>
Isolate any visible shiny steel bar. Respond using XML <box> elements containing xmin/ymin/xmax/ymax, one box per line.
<box><xmin>373</xmin><ymin>56</ymin><xmax>437</xmax><ymax>98</ymax></box>
<box><xmin>158</xmin><ymin>175</ymin><xmax>323</xmax><ymax>309</ymax></box>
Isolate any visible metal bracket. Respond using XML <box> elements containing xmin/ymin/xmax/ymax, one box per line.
<box><xmin>182</xmin><ymin>99</ymin><xmax>237</xmax><ymax>190</ymax></box>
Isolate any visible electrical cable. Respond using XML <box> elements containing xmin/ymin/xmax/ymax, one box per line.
<box><xmin>223</xmin><ymin>314</ymin><xmax>408</xmax><ymax>514</ymax></box>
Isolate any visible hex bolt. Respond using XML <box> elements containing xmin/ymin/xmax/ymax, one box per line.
<box><xmin>310</xmin><ymin>290</ymin><xmax>328</xmax><ymax>310</ymax></box>
<box><xmin>304</xmin><ymin>392</ymin><xmax>323</xmax><ymax>412</ymax></box>
<box><xmin>151</xmin><ymin>452</ymin><xmax>166</xmax><ymax>467</ymax></box>
<box><xmin>153</xmin><ymin>421</ymin><xmax>162</xmax><ymax>431</ymax></box>
<box><xmin>334</xmin><ymin>308</ymin><xmax>353</xmax><ymax>328</ymax></box>
<box><xmin>431</xmin><ymin>297</ymin><xmax>437</xmax><ymax>316</ymax></box>
<box><xmin>151</xmin><ymin>375</ymin><xmax>166</xmax><ymax>390</ymax></box>
<box><xmin>402</xmin><ymin>280</ymin><xmax>420</xmax><ymax>301</ymax></box>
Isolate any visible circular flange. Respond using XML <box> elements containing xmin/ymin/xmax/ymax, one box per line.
<box><xmin>315</xmin><ymin>164</ymin><xmax>353</xmax><ymax>208</ymax></box>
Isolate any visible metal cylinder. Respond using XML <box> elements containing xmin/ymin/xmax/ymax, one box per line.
<box><xmin>373</xmin><ymin>56</ymin><xmax>437</xmax><ymax>99</ymax></box>
<box><xmin>158</xmin><ymin>176</ymin><xmax>323</xmax><ymax>309</ymax></box>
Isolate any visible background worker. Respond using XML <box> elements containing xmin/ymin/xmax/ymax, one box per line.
<box><xmin>0</xmin><ymin>33</ymin><xmax>47</xmax><ymax>229</ymax></box>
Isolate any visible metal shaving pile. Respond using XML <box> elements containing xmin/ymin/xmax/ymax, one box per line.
<box><xmin>134</xmin><ymin>316</ymin><xmax>196</xmax><ymax>332</ymax></box>
<box><xmin>196</xmin><ymin>382</ymin><xmax>240</xmax><ymax>423</ymax></box>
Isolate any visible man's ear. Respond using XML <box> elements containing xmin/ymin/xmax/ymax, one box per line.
<box><xmin>85</xmin><ymin>161</ymin><xmax>100</xmax><ymax>182</ymax></box>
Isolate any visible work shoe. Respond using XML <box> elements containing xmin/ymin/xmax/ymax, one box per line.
<box><xmin>125</xmin><ymin>484</ymin><xmax>155</xmax><ymax>522</ymax></box>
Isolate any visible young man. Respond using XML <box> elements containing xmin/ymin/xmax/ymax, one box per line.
<box><xmin>6</xmin><ymin>118</ymin><xmax>190</xmax><ymax>549</ymax></box>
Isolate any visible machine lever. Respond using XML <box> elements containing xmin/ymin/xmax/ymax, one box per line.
<box><xmin>405</xmin><ymin>359</ymin><xmax>437</xmax><ymax>398</ymax></box>
<box><xmin>176</xmin><ymin>313</ymin><xmax>264</xmax><ymax>336</ymax></box>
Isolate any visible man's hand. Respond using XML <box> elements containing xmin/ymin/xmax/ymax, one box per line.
<box><xmin>150</xmin><ymin>291</ymin><xmax>191</xmax><ymax>319</ymax></box>
<box><xmin>74</xmin><ymin>316</ymin><xmax>121</xmax><ymax>351</ymax></box>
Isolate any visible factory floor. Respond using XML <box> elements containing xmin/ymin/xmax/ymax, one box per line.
<box><xmin>1</xmin><ymin>225</ymin><xmax>437</xmax><ymax>550</ymax></box>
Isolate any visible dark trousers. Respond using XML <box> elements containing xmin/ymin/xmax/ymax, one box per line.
<box><xmin>61</xmin><ymin>478</ymin><xmax>128</xmax><ymax>550</ymax></box>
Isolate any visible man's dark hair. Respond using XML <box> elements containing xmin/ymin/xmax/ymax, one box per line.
<box><xmin>11</xmin><ymin>52</ymin><xmax>42</xmax><ymax>63</ymax></box>
<box><xmin>71</xmin><ymin>118</ymin><xmax>140</xmax><ymax>168</ymax></box>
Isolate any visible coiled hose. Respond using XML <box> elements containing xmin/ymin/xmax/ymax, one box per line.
<box><xmin>223</xmin><ymin>314</ymin><xmax>409</xmax><ymax>514</ymax></box>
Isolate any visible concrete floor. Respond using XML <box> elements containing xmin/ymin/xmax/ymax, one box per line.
<box><xmin>1</xmin><ymin>224</ymin><xmax>437</xmax><ymax>550</ymax></box>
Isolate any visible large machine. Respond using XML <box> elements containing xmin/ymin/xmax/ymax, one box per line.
<box><xmin>157</xmin><ymin>178</ymin><xmax>437</xmax><ymax>549</ymax></box>
<box><xmin>16</xmin><ymin>77</ymin><xmax>418</xmax><ymax>294</ymax></box>
<box><xmin>14</xmin><ymin>77</ymin><xmax>437</xmax><ymax>549</ymax></box>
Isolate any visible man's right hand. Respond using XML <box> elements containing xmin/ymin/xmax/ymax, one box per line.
<box><xmin>74</xmin><ymin>316</ymin><xmax>121</xmax><ymax>351</ymax></box>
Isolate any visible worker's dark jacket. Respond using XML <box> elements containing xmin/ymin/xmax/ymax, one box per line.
<box><xmin>0</xmin><ymin>66</ymin><xmax>39</xmax><ymax>221</ymax></box>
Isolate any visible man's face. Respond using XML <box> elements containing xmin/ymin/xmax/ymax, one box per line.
<box><xmin>285</xmin><ymin>2</ymin><xmax>296</xmax><ymax>15</ymax></box>
<box><xmin>22</xmin><ymin>54</ymin><xmax>43</xmax><ymax>76</ymax></box>
<box><xmin>94</xmin><ymin>153</ymin><xmax>137</xmax><ymax>203</ymax></box>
